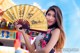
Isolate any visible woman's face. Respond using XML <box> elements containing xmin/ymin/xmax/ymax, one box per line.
<box><xmin>46</xmin><ymin>10</ymin><xmax>56</xmax><ymax>27</ymax></box>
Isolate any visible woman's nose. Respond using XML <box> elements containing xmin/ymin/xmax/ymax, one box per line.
<box><xmin>49</xmin><ymin>16</ymin><xmax>53</xmax><ymax>19</ymax></box>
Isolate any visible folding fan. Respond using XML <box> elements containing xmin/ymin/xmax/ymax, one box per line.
<box><xmin>2</xmin><ymin>4</ymin><xmax>48</xmax><ymax>32</ymax></box>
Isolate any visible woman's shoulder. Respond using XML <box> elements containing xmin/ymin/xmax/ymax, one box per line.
<box><xmin>51</xmin><ymin>28</ymin><xmax>60</xmax><ymax>35</ymax></box>
<box><xmin>52</xmin><ymin>28</ymin><xmax>60</xmax><ymax>32</ymax></box>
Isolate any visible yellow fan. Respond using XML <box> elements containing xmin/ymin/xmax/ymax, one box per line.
<box><xmin>2</xmin><ymin>4</ymin><xmax>48</xmax><ymax>32</ymax></box>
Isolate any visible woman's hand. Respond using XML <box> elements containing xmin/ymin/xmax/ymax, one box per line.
<box><xmin>15</xmin><ymin>24</ymin><xmax>26</xmax><ymax>34</ymax></box>
<box><xmin>17</xmin><ymin>28</ymin><xmax>26</xmax><ymax>35</ymax></box>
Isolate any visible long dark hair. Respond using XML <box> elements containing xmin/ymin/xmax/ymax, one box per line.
<box><xmin>46</xmin><ymin>5</ymin><xmax>65</xmax><ymax>50</ymax></box>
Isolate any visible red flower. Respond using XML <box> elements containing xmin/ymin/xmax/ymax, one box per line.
<box><xmin>40</xmin><ymin>39</ymin><xmax>46</xmax><ymax>48</ymax></box>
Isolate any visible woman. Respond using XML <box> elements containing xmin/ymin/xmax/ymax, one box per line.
<box><xmin>16</xmin><ymin>5</ymin><xmax>65</xmax><ymax>53</ymax></box>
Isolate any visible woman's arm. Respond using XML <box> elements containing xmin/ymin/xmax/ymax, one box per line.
<box><xmin>20</xmin><ymin>29</ymin><xmax>47</xmax><ymax>53</ymax></box>
<box><xmin>15</xmin><ymin>24</ymin><xmax>36</xmax><ymax>53</ymax></box>
<box><xmin>22</xmin><ymin>32</ymin><xmax>46</xmax><ymax>53</ymax></box>
<box><xmin>22</xmin><ymin>31</ymin><xmax>36</xmax><ymax>53</ymax></box>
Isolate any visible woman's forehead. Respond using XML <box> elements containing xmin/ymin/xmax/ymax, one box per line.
<box><xmin>48</xmin><ymin>10</ymin><xmax>55</xmax><ymax>15</ymax></box>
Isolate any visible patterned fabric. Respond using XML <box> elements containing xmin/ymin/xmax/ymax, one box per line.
<box><xmin>35</xmin><ymin>29</ymin><xmax>55</xmax><ymax>53</ymax></box>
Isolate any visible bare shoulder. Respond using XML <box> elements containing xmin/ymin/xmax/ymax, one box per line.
<box><xmin>51</xmin><ymin>28</ymin><xmax>60</xmax><ymax>35</ymax></box>
<box><xmin>54</xmin><ymin>28</ymin><xmax>60</xmax><ymax>31</ymax></box>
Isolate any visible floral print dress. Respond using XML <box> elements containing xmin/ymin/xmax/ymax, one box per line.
<box><xmin>35</xmin><ymin>29</ymin><xmax>55</xmax><ymax>53</ymax></box>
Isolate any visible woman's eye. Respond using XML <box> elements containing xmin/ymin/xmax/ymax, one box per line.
<box><xmin>47</xmin><ymin>13</ymin><xmax>51</xmax><ymax>16</ymax></box>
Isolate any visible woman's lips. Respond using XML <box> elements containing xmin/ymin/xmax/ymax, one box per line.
<box><xmin>48</xmin><ymin>21</ymin><xmax>53</xmax><ymax>23</ymax></box>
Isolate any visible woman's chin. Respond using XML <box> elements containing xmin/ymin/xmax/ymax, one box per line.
<box><xmin>48</xmin><ymin>24</ymin><xmax>52</xmax><ymax>27</ymax></box>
